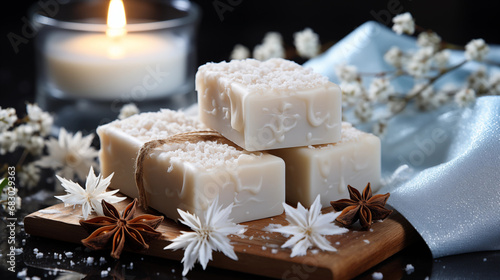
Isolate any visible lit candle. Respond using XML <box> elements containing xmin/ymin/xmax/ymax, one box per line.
<box><xmin>44</xmin><ymin>0</ymin><xmax>187</xmax><ymax>100</ymax></box>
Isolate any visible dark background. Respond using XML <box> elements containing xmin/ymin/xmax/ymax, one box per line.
<box><xmin>1</xmin><ymin>0</ymin><xmax>499</xmax><ymax>112</ymax></box>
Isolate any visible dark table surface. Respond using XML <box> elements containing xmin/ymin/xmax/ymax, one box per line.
<box><xmin>1</xmin><ymin>184</ymin><xmax>500</xmax><ymax>280</ymax></box>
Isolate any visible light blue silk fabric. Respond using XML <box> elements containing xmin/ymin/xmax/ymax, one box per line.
<box><xmin>305</xmin><ymin>22</ymin><xmax>500</xmax><ymax>258</ymax></box>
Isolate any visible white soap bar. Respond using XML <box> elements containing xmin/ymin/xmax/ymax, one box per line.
<box><xmin>97</xmin><ymin>109</ymin><xmax>285</xmax><ymax>223</ymax></box>
<box><xmin>196</xmin><ymin>58</ymin><xmax>342</xmax><ymax>151</ymax></box>
<box><xmin>269</xmin><ymin>123</ymin><xmax>381</xmax><ymax>208</ymax></box>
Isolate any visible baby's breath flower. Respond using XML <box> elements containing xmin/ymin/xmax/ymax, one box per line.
<box><xmin>0</xmin><ymin>131</ymin><xmax>17</xmax><ymax>155</ymax></box>
<box><xmin>18</xmin><ymin>163</ymin><xmax>41</xmax><ymax>188</ymax></box>
<box><xmin>413</xmin><ymin>83</ymin><xmax>435</xmax><ymax>110</ymax></box>
<box><xmin>467</xmin><ymin>66</ymin><xmax>489</xmax><ymax>94</ymax></box>
<box><xmin>388</xmin><ymin>99</ymin><xmax>406</xmax><ymax>113</ymax></box>
<box><xmin>368</xmin><ymin>78</ymin><xmax>393</xmax><ymax>102</ymax></box>
<box><xmin>230</xmin><ymin>44</ymin><xmax>250</xmax><ymax>60</ymax></box>
<box><xmin>417</xmin><ymin>31</ymin><xmax>441</xmax><ymax>50</ymax></box>
<box><xmin>26</xmin><ymin>103</ymin><xmax>53</xmax><ymax>136</ymax></box>
<box><xmin>340</xmin><ymin>81</ymin><xmax>365</xmax><ymax>106</ymax></box>
<box><xmin>465</xmin><ymin>39</ymin><xmax>489</xmax><ymax>61</ymax></box>
<box><xmin>488</xmin><ymin>72</ymin><xmax>500</xmax><ymax>95</ymax></box>
<box><xmin>354</xmin><ymin>101</ymin><xmax>372</xmax><ymax>122</ymax></box>
<box><xmin>454</xmin><ymin>88</ymin><xmax>476</xmax><ymax>107</ymax></box>
<box><xmin>0</xmin><ymin>107</ymin><xmax>17</xmax><ymax>132</ymax></box>
<box><xmin>293</xmin><ymin>28</ymin><xmax>320</xmax><ymax>59</ymax></box>
<box><xmin>118</xmin><ymin>103</ymin><xmax>139</xmax><ymax>120</ymax></box>
<box><xmin>384</xmin><ymin>46</ymin><xmax>405</xmax><ymax>69</ymax></box>
<box><xmin>253</xmin><ymin>32</ymin><xmax>285</xmax><ymax>61</ymax></box>
<box><xmin>433</xmin><ymin>50</ymin><xmax>450</xmax><ymax>70</ymax></box>
<box><xmin>372</xmin><ymin>119</ymin><xmax>388</xmax><ymax>137</ymax></box>
<box><xmin>406</xmin><ymin>47</ymin><xmax>434</xmax><ymax>78</ymax></box>
<box><xmin>335</xmin><ymin>64</ymin><xmax>359</xmax><ymax>83</ymax></box>
<box><xmin>392</xmin><ymin>12</ymin><xmax>415</xmax><ymax>35</ymax></box>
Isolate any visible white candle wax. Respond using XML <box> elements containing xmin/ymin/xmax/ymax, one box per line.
<box><xmin>45</xmin><ymin>32</ymin><xmax>187</xmax><ymax>100</ymax></box>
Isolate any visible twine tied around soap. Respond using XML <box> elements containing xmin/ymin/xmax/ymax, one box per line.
<box><xmin>134</xmin><ymin>130</ymin><xmax>239</xmax><ymax>210</ymax></box>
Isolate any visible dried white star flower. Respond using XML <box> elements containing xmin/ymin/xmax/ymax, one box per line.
<box><xmin>465</xmin><ymin>39</ymin><xmax>489</xmax><ymax>61</ymax></box>
<box><xmin>35</xmin><ymin>128</ymin><xmax>99</xmax><ymax>181</ymax></box>
<box><xmin>0</xmin><ymin>107</ymin><xmax>17</xmax><ymax>132</ymax></box>
<box><xmin>406</xmin><ymin>47</ymin><xmax>434</xmax><ymax>78</ymax></box>
<box><xmin>55</xmin><ymin>166</ymin><xmax>125</xmax><ymax>219</ymax></box>
<box><xmin>335</xmin><ymin>64</ymin><xmax>359</xmax><ymax>83</ymax></box>
<box><xmin>454</xmin><ymin>88</ymin><xmax>476</xmax><ymax>107</ymax></box>
<box><xmin>368</xmin><ymin>78</ymin><xmax>393</xmax><ymax>102</ymax></box>
<box><xmin>118</xmin><ymin>103</ymin><xmax>140</xmax><ymax>120</ymax></box>
<box><xmin>18</xmin><ymin>163</ymin><xmax>41</xmax><ymax>188</ymax></box>
<box><xmin>230</xmin><ymin>44</ymin><xmax>250</xmax><ymax>60</ymax></box>
<box><xmin>253</xmin><ymin>32</ymin><xmax>285</xmax><ymax>61</ymax></box>
<box><xmin>384</xmin><ymin>46</ymin><xmax>405</xmax><ymax>69</ymax></box>
<box><xmin>417</xmin><ymin>31</ymin><xmax>441</xmax><ymax>50</ymax></box>
<box><xmin>392</xmin><ymin>12</ymin><xmax>415</xmax><ymax>35</ymax></box>
<box><xmin>294</xmin><ymin>28</ymin><xmax>320</xmax><ymax>59</ymax></box>
<box><xmin>268</xmin><ymin>195</ymin><xmax>348</xmax><ymax>258</ymax></box>
<box><xmin>26</xmin><ymin>103</ymin><xmax>53</xmax><ymax>137</ymax></box>
<box><xmin>165</xmin><ymin>197</ymin><xmax>246</xmax><ymax>276</ymax></box>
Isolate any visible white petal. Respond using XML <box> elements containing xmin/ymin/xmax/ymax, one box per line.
<box><xmin>85</xmin><ymin>166</ymin><xmax>98</xmax><ymax>193</ymax></box>
<box><xmin>281</xmin><ymin>233</ymin><xmax>305</xmax><ymax>249</ymax></box>
<box><xmin>209</xmin><ymin>232</ymin><xmax>237</xmax><ymax>261</ymax></box>
<box><xmin>198</xmin><ymin>240</ymin><xmax>212</xmax><ymax>269</ymax></box>
<box><xmin>283</xmin><ymin>202</ymin><xmax>307</xmax><ymax>227</ymax></box>
<box><xmin>308</xmin><ymin>195</ymin><xmax>322</xmax><ymax>225</ymax></box>
<box><xmin>310</xmin><ymin>233</ymin><xmax>337</xmax><ymax>252</ymax></box>
<box><xmin>81</xmin><ymin>202</ymin><xmax>92</xmax><ymax>220</ymax></box>
<box><xmin>178</xmin><ymin>209</ymin><xmax>202</xmax><ymax>231</ymax></box>
<box><xmin>290</xmin><ymin>237</ymin><xmax>311</xmax><ymax>258</ymax></box>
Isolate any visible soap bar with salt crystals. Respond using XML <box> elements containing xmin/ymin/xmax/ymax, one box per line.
<box><xmin>196</xmin><ymin>58</ymin><xmax>342</xmax><ymax>151</ymax></box>
<box><xmin>97</xmin><ymin>109</ymin><xmax>285</xmax><ymax>223</ymax></box>
<box><xmin>269</xmin><ymin>123</ymin><xmax>381</xmax><ymax>208</ymax></box>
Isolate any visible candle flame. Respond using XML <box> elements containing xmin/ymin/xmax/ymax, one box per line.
<box><xmin>107</xmin><ymin>0</ymin><xmax>127</xmax><ymax>38</ymax></box>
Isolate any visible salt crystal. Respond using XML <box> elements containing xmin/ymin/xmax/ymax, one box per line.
<box><xmin>405</xmin><ymin>264</ymin><xmax>414</xmax><ymax>274</ymax></box>
<box><xmin>271</xmin><ymin>249</ymin><xmax>278</xmax><ymax>254</ymax></box>
<box><xmin>483</xmin><ymin>258</ymin><xmax>487</xmax><ymax>262</ymax></box>
<box><xmin>65</xmin><ymin>252</ymin><xmax>73</xmax><ymax>258</ymax></box>
<box><xmin>372</xmin><ymin>272</ymin><xmax>383</xmax><ymax>280</ymax></box>
<box><xmin>129</xmin><ymin>262</ymin><xmax>134</xmax><ymax>269</ymax></box>
<box><xmin>86</xmin><ymin>256</ymin><xmax>94</xmax><ymax>265</ymax></box>
<box><xmin>262</xmin><ymin>246</ymin><xmax>267</xmax><ymax>250</ymax></box>
<box><xmin>311</xmin><ymin>249</ymin><xmax>319</xmax><ymax>255</ymax></box>
<box><xmin>32</xmin><ymin>277</ymin><xmax>41</xmax><ymax>280</ymax></box>
<box><xmin>363</xmin><ymin>240</ymin><xmax>370</xmax><ymax>244</ymax></box>
<box><xmin>33</xmin><ymin>248</ymin><xmax>39</xmax><ymax>254</ymax></box>
<box><xmin>17</xmin><ymin>269</ymin><xmax>27</xmax><ymax>277</ymax></box>
<box><xmin>36</xmin><ymin>252</ymin><xmax>43</xmax><ymax>259</ymax></box>
<box><xmin>101</xmin><ymin>270</ymin><xmax>109</xmax><ymax>277</ymax></box>
<box><xmin>70</xmin><ymin>260</ymin><xmax>75</xmax><ymax>266</ymax></box>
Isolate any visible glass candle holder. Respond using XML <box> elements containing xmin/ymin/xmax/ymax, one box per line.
<box><xmin>30</xmin><ymin>0</ymin><xmax>200</xmax><ymax>133</ymax></box>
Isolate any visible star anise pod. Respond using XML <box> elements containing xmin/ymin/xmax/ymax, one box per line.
<box><xmin>79</xmin><ymin>198</ymin><xmax>164</xmax><ymax>259</ymax></box>
<box><xmin>330</xmin><ymin>183</ymin><xmax>392</xmax><ymax>229</ymax></box>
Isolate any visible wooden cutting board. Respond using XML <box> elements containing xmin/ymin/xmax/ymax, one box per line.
<box><xmin>24</xmin><ymin>196</ymin><xmax>418</xmax><ymax>280</ymax></box>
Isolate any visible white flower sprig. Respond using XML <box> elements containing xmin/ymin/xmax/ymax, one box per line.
<box><xmin>268</xmin><ymin>195</ymin><xmax>348</xmax><ymax>258</ymax></box>
<box><xmin>55</xmin><ymin>166</ymin><xmax>125</xmax><ymax>219</ymax></box>
<box><xmin>164</xmin><ymin>197</ymin><xmax>246</xmax><ymax>276</ymax></box>
<box><xmin>335</xmin><ymin>12</ymin><xmax>498</xmax><ymax>136</ymax></box>
<box><xmin>230</xmin><ymin>28</ymin><xmax>321</xmax><ymax>61</ymax></box>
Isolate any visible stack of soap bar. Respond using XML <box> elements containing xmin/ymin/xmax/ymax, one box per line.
<box><xmin>196</xmin><ymin>58</ymin><xmax>342</xmax><ymax>151</ymax></box>
<box><xmin>97</xmin><ymin>109</ymin><xmax>285</xmax><ymax>223</ymax></box>
<box><xmin>269</xmin><ymin>123</ymin><xmax>381</xmax><ymax>208</ymax></box>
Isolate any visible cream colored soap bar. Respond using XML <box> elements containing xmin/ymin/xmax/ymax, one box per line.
<box><xmin>196</xmin><ymin>58</ymin><xmax>342</xmax><ymax>151</ymax></box>
<box><xmin>97</xmin><ymin>109</ymin><xmax>285</xmax><ymax>223</ymax></box>
<box><xmin>269</xmin><ymin>123</ymin><xmax>381</xmax><ymax>208</ymax></box>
